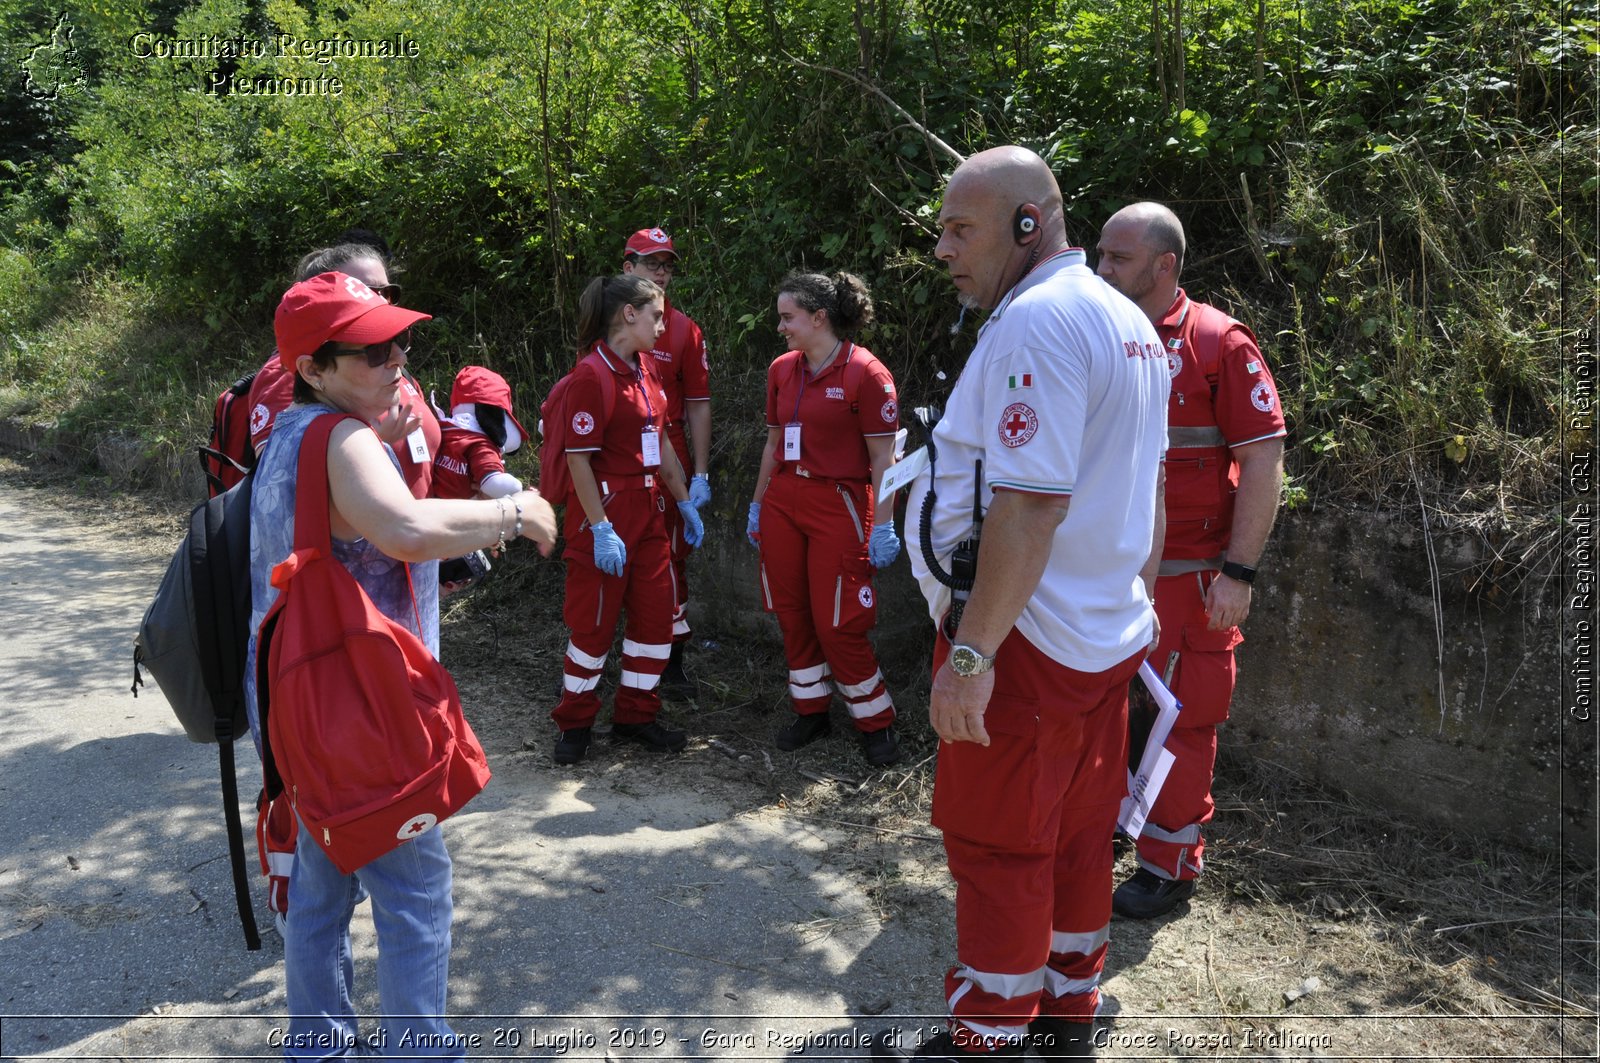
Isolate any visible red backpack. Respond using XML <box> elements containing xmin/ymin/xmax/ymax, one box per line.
<box><xmin>255</xmin><ymin>413</ymin><xmax>491</xmax><ymax>875</ymax></box>
<box><xmin>537</xmin><ymin>351</ymin><xmax>616</xmax><ymax>501</ymax></box>
<box><xmin>200</xmin><ymin>370</ymin><xmax>260</xmax><ymax>498</ymax></box>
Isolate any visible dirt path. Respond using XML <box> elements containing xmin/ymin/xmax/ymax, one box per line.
<box><xmin>0</xmin><ymin>461</ymin><xmax>1590</xmax><ymax>1061</ymax></box>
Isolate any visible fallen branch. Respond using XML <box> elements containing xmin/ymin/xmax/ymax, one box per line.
<box><xmin>782</xmin><ymin>52</ymin><xmax>965</xmax><ymax>166</ymax></box>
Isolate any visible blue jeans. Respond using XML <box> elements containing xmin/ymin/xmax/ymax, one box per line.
<box><xmin>283</xmin><ymin>821</ymin><xmax>463</xmax><ymax>1061</ymax></box>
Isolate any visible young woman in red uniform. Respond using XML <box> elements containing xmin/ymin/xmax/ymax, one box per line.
<box><xmin>551</xmin><ymin>275</ymin><xmax>705</xmax><ymax>765</ymax></box>
<box><xmin>746</xmin><ymin>271</ymin><xmax>903</xmax><ymax>767</ymax></box>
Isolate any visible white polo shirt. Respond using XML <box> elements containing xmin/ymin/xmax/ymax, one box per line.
<box><xmin>908</xmin><ymin>249</ymin><xmax>1169</xmax><ymax>672</ymax></box>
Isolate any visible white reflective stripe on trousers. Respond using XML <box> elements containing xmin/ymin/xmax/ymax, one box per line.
<box><xmin>565</xmin><ymin>640</ymin><xmax>607</xmax><ymax>670</ymax></box>
<box><xmin>1049</xmin><ymin>924</ymin><xmax>1110</xmax><ymax>957</ymax></box>
<box><xmin>846</xmin><ymin>691</ymin><xmax>893</xmax><ymax>718</ymax></box>
<box><xmin>619</xmin><ymin>670</ymin><xmax>662</xmax><ymax>690</ymax></box>
<box><xmin>835</xmin><ymin>670</ymin><xmax>884</xmax><ymax>698</ymax></box>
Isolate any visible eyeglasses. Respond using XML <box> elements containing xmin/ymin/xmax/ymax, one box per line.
<box><xmin>634</xmin><ymin>258</ymin><xmax>676</xmax><ymax>275</ymax></box>
<box><xmin>323</xmin><ymin>329</ymin><xmax>411</xmax><ymax>368</ymax></box>
<box><xmin>372</xmin><ymin>283</ymin><xmax>402</xmax><ymax>303</ymax></box>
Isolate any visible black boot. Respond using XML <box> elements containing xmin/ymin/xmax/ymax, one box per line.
<box><xmin>775</xmin><ymin>712</ymin><xmax>831</xmax><ymax>750</ymax></box>
<box><xmin>660</xmin><ymin>641</ymin><xmax>695</xmax><ymax>700</ymax></box>
<box><xmin>1112</xmin><ymin>868</ymin><xmax>1196</xmax><ymax>919</ymax></box>
<box><xmin>553</xmin><ymin>726</ymin><xmax>592</xmax><ymax>765</ymax></box>
<box><xmin>610</xmin><ymin>720</ymin><xmax>688</xmax><ymax>753</ymax></box>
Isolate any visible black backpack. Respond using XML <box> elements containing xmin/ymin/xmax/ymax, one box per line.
<box><xmin>132</xmin><ymin>471</ymin><xmax>262</xmax><ymax>949</ymax></box>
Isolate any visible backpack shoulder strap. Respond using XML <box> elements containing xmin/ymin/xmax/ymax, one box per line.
<box><xmin>291</xmin><ymin>413</ymin><xmax>361</xmax><ymax>554</ymax></box>
<box><xmin>1186</xmin><ymin>301</ymin><xmax>1234</xmax><ymax>387</ymax></box>
<box><xmin>843</xmin><ymin>343</ymin><xmax>870</xmax><ymax>414</ymax></box>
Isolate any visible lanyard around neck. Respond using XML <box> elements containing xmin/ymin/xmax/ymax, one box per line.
<box><xmin>596</xmin><ymin>341</ymin><xmax>655</xmax><ymax>425</ymax></box>
<box><xmin>789</xmin><ymin>341</ymin><xmax>850</xmax><ymax>424</ymax></box>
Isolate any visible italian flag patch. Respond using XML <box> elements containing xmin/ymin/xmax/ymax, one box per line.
<box><xmin>1008</xmin><ymin>373</ymin><xmax>1034</xmax><ymax>389</ymax></box>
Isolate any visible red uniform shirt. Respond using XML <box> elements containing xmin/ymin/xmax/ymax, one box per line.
<box><xmin>430</xmin><ymin>427</ymin><xmax>505</xmax><ymax>501</ymax></box>
<box><xmin>247</xmin><ymin>353</ymin><xmax>441</xmax><ymax>499</ymax></box>
<box><xmin>562</xmin><ymin>342</ymin><xmax>671</xmax><ymax>488</ymax></box>
<box><xmin>1156</xmin><ymin>290</ymin><xmax>1286</xmax><ymax>559</ymax></box>
<box><xmin>764</xmin><ymin>343</ymin><xmax>898</xmax><ymax>483</ymax></box>
<box><xmin>640</xmin><ymin>299</ymin><xmax>709</xmax><ymax>460</ymax></box>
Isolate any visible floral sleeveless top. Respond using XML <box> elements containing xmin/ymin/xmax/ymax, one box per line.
<box><xmin>243</xmin><ymin>403</ymin><xmax>441</xmax><ymax>748</ymax></box>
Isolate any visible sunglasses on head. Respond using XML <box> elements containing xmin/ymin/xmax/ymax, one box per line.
<box><xmin>321</xmin><ymin>328</ymin><xmax>412</xmax><ymax>368</ymax></box>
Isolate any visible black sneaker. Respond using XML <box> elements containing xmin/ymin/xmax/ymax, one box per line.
<box><xmin>859</xmin><ymin>725</ymin><xmax>903</xmax><ymax>766</ymax></box>
<box><xmin>1111</xmin><ymin>867</ymin><xmax>1196</xmax><ymax>920</ymax></box>
<box><xmin>869</xmin><ymin>1028</ymin><xmax>1023</xmax><ymax>1061</ymax></box>
<box><xmin>1029</xmin><ymin>1016</ymin><xmax>1095</xmax><ymax>1059</ymax></box>
<box><xmin>660</xmin><ymin>642</ymin><xmax>696</xmax><ymax>701</ymax></box>
<box><xmin>774</xmin><ymin>712</ymin><xmax>831</xmax><ymax>751</ymax></box>
<box><xmin>610</xmin><ymin>720</ymin><xmax>688</xmax><ymax>753</ymax></box>
<box><xmin>553</xmin><ymin>726</ymin><xmax>592</xmax><ymax>765</ymax></box>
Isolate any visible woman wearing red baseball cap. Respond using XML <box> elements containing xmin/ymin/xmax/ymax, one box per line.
<box><xmin>747</xmin><ymin>271</ymin><xmax>904</xmax><ymax>767</ymax></box>
<box><xmin>245</xmin><ymin>270</ymin><xmax>558</xmax><ymax>1058</ymax></box>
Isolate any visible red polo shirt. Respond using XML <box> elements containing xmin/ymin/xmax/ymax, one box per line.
<box><xmin>430</xmin><ymin>427</ymin><xmax>505</xmax><ymax>501</ymax></box>
<box><xmin>640</xmin><ymin>299</ymin><xmax>709</xmax><ymax>460</ymax></box>
<box><xmin>764</xmin><ymin>343</ymin><xmax>898</xmax><ymax>482</ymax></box>
<box><xmin>562</xmin><ymin>342</ymin><xmax>671</xmax><ymax>483</ymax></box>
<box><xmin>1156</xmin><ymin>289</ymin><xmax>1286</xmax><ymax>559</ymax></box>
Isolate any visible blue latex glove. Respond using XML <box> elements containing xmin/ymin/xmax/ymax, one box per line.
<box><xmin>689</xmin><ymin>474</ymin><xmax>712</xmax><ymax>510</ymax></box>
<box><xmin>677</xmin><ymin>499</ymin><xmax>705</xmax><ymax>549</ymax></box>
<box><xmin>746</xmin><ymin>501</ymin><xmax>762</xmax><ymax>548</ymax></box>
<box><xmin>591</xmin><ymin>520</ymin><xmax>627</xmax><ymax>576</ymax></box>
<box><xmin>868</xmin><ymin>522</ymin><xmax>901</xmax><ymax>568</ymax></box>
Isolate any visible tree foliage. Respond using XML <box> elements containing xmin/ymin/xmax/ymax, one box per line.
<box><xmin>0</xmin><ymin>0</ymin><xmax>1590</xmax><ymax>537</ymax></box>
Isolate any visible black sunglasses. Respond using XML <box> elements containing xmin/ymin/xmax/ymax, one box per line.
<box><xmin>372</xmin><ymin>282</ymin><xmax>402</xmax><ymax>303</ymax></box>
<box><xmin>321</xmin><ymin>328</ymin><xmax>412</xmax><ymax>368</ymax></box>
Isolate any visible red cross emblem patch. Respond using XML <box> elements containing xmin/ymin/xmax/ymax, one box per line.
<box><xmin>395</xmin><ymin>812</ymin><xmax>438</xmax><ymax>841</ymax></box>
<box><xmin>571</xmin><ymin>411</ymin><xmax>595</xmax><ymax>435</ymax></box>
<box><xmin>999</xmin><ymin>403</ymin><xmax>1038</xmax><ymax>448</ymax></box>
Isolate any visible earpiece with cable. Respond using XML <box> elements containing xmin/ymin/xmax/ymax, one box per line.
<box><xmin>1012</xmin><ymin>205</ymin><xmax>1039</xmax><ymax>244</ymax></box>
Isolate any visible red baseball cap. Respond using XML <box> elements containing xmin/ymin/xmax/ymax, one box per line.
<box><xmin>623</xmin><ymin>227</ymin><xmax>678</xmax><ymax>260</ymax></box>
<box><xmin>448</xmin><ymin>366</ymin><xmax>529</xmax><ymax>454</ymax></box>
<box><xmin>274</xmin><ymin>271</ymin><xmax>432</xmax><ymax>373</ymax></box>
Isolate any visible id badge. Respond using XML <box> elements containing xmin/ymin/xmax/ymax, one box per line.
<box><xmin>783</xmin><ymin>423</ymin><xmax>802</xmax><ymax>461</ymax></box>
<box><xmin>406</xmin><ymin>427</ymin><xmax>430</xmax><ymax>464</ymax></box>
<box><xmin>641</xmin><ymin>428</ymin><xmax>662</xmax><ymax>467</ymax></box>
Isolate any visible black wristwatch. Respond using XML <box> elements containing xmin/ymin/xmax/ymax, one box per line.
<box><xmin>1220</xmin><ymin>560</ymin><xmax>1258</xmax><ymax>585</ymax></box>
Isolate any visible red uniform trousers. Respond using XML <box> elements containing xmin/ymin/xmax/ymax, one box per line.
<box><xmin>1135</xmin><ymin>570</ymin><xmax>1241</xmax><ymax>881</ymax></box>
<box><xmin>550</xmin><ymin>485</ymin><xmax>676</xmax><ymax>730</ymax></box>
<box><xmin>931</xmin><ymin>630</ymin><xmax>1142</xmax><ymax>1047</ymax></box>
<box><xmin>659</xmin><ymin>428</ymin><xmax>693</xmax><ymax>645</ymax></box>
<box><xmin>757</xmin><ymin>471</ymin><xmax>894</xmax><ymax>731</ymax></box>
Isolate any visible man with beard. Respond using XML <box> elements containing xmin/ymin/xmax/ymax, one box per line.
<box><xmin>1094</xmin><ymin>202</ymin><xmax>1286</xmax><ymax>919</ymax></box>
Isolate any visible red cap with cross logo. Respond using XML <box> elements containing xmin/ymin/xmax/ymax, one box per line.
<box><xmin>274</xmin><ymin>271</ymin><xmax>432</xmax><ymax>372</ymax></box>
<box><xmin>623</xmin><ymin>227</ymin><xmax>678</xmax><ymax>260</ymax></box>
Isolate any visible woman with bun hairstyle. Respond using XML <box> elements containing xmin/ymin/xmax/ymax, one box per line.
<box><xmin>746</xmin><ymin>271</ymin><xmax>903</xmax><ymax>767</ymax></box>
<box><xmin>550</xmin><ymin>274</ymin><xmax>705</xmax><ymax>766</ymax></box>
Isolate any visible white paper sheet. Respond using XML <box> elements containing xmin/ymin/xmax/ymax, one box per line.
<box><xmin>1118</xmin><ymin>662</ymin><xmax>1184</xmax><ymax>837</ymax></box>
<box><xmin>1120</xmin><ymin>748</ymin><xmax>1176</xmax><ymax>838</ymax></box>
<box><xmin>879</xmin><ymin>445</ymin><xmax>930</xmax><ymax>500</ymax></box>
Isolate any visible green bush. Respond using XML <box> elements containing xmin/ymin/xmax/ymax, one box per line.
<box><xmin>0</xmin><ymin>0</ymin><xmax>1587</xmax><ymax>563</ymax></box>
